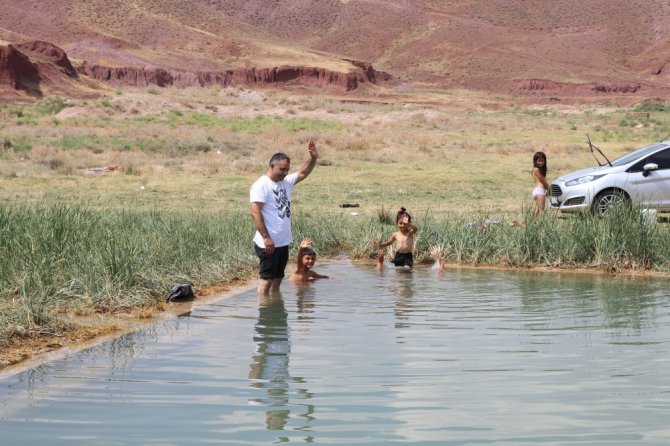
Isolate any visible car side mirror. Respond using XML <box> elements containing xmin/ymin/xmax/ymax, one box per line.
<box><xmin>642</xmin><ymin>163</ymin><xmax>658</xmax><ymax>177</ymax></box>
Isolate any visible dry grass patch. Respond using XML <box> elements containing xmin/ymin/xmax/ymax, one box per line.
<box><xmin>2</xmin><ymin>88</ymin><xmax>670</xmax><ymax>217</ymax></box>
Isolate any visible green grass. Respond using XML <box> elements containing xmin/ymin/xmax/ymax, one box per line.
<box><xmin>162</xmin><ymin>112</ymin><xmax>343</xmax><ymax>133</ymax></box>
<box><xmin>1</xmin><ymin>137</ymin><xmax>32</xmax><ymax>155</ymax></box>
<box><xmin>2</xmin><ymin>200</ymin><xmax>669</xmax><ymax>348</ymax></box>
<box><xmin>635</xmin><ymin>102</ymin><xmax>669</xmax><ymax>112</ymax></box>
<box><xmin>4</xmin><ymin>90</ymin><xmax>670</xmax><ymax>352</ymax></box>
<box><xmin>0</xmin><ymin>202</ymin><xmax>259</xmax><ymax>344</ymax></box>
<box><xmin>35</xmin><ymin>97</ymin><xmax>67</xmax><ymax>116</ymax></box>
<box><xmin>58</xmin><ymin>133</ymin><xmax>100</xmax><ymax>150</ymax></box>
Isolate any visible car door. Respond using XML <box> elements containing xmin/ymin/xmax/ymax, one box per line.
<box><xmin>626</xmin><ymin>148</ymin><xmax>670</xmax><ymax>209</ymax></box>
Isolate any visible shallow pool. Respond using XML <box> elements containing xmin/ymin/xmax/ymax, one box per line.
<box><xmin>1</xmin><ymin>263</ymin><xmax>670</xmax><ymax>445</ymax></box>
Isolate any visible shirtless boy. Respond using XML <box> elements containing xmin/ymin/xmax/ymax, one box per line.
<box><xmin>373</xmin><ymin>207</ymin><xmax>418</xmax><ymax>271</ymax></box>
<box><xmin>289</xmin><ymin>238</ymin><xmax>330</xmax><ymax>283</ymax></box>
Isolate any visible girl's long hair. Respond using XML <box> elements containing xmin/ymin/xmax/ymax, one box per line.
<box><xmin>533</xmin><ymin>151</ymin><xmax>547</xmax><ymax>177</ymax></box>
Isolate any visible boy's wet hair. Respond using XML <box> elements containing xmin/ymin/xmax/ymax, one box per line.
<box><xmin>269</xmin><ymin>152</ymin><xmax>290</xmax><ymax>165</ymax></box>
<box><xmin>301</xmin><ymin>247</ymin><xmax>317</xmax><ymax>257</ymax></box>
<box><xmin>396</xmin><ymin>207</ymin><xmax>412</xmax><ymax>223</ymax></box>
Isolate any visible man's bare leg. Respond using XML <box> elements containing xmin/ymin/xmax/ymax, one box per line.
<box><xmin>257</xmin><ymin>278</ymin><xmax>272</xmax><ymax>295</ymax></box>
<box><xmin>269</xmin><ymin>278</ymin><xmax>283</xmax><ymax>292</ymax></box>
<box><xmin>257</xmin><ymin>278</ymin><xmax>283</xmax><ymax>294</ymax></box>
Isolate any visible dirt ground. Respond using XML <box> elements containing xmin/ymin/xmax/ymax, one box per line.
<box><xmin>0</xmin><ymin>279</ymin><xmax>255</xmax><ymax>374</ymax></box>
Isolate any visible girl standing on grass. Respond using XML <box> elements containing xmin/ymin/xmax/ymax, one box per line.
<box><xmin>531</xmin><ymin>151</ymin><xmax>550</xmax><ymax>217</ymax></box>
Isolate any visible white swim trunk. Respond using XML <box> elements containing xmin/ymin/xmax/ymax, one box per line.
<box><xmin>532</xmin><ymin>187</ymin><xmax>546</xmax><ymax>198</ymax></box>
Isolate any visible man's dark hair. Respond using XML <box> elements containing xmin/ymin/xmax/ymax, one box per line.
<box><xmin>269</xmin><ymin>152</ymin><xmax>290</xmax><ymax>165</ymax></box>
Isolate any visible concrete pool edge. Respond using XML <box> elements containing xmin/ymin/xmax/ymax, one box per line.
<box><xmin>0</xmin><ymin>279</ymin><xmax>257</xmax><ymax>379</ymax></box>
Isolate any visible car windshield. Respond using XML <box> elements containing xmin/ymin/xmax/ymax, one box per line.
<box><xmin>610</xmin><ymin>143</ymin><xmax>670</xmax><ymax>166</ymax></box>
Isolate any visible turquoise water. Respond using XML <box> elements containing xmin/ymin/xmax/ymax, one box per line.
<box><xmin>1</xmin><ymin>263</ymin><xmax>670</xmax><ymax>445</ymax></box>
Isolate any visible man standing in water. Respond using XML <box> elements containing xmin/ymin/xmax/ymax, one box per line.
<box><xmin>250</xmin><ymin>140</ymin><xmax>319</xmax><ymax>294</ymax></box>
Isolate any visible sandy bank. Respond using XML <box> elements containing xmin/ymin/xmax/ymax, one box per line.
<box><xmin>0</xmin><ymin>280</ymin><xmax>255</xmax><ymax>378</ymax></box>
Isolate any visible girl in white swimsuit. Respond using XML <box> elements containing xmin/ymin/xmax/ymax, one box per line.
<box><xmin>532</xmin><ymin>151</ymin><xmax>549</xmax><ymax>217</ymax></box>
<box><xmin>532</xmin><ymin>186</ymin><xmax>545</xmax><ymax>198</ymax></box>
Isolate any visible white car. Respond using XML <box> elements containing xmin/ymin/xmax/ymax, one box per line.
<box><xmin>550</xmin><ymin>141</ymin><xmax>670</xmax><ymax>215</ymax></box>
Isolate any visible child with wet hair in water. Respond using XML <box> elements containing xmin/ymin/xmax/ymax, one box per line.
<box><xmin>289</xmin><ymin>238</ymin><xmax>330</xmax><ymax>283</ymax></box>
<box><xmin>374</xmin><ymin>207</ymin><xmax>419</xmax><ymax>271</ymax></box>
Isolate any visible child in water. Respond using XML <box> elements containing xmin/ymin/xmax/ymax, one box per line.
<box><xmin>289</xmin><ymin>238</ymin><xmax>330</xmax><ymax>282</ymax></box>
<box><xmin>374</xmin><ymin>207</ymin><xmax>419</xmax><ymax>271</ymax></box>
<box><xmin>531</xmin><ymin>151</ymin><xmax>550</xmax><ymax>217</ymax></box>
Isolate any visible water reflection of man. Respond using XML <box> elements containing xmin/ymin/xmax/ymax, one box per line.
<box><xmin>248</xmin><ymin>294</ymin><xmax>291</xmax><ymax>430</ymax></box>
<box><xmin>248</xmin><ymin>293</ymin><xmax>316</xmax><ymax>437</ymax></box>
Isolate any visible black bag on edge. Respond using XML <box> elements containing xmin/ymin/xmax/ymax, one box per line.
<box><xmin>167</xmin><ymin>284</ymin><xmax>195</xmax><ymax>302</ymax></box>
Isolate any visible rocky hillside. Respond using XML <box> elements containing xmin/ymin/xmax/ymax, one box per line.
<box><xmin>2</xmin><ymin>0</ymin><xmax>670</xmax><ymax>103</ymax></box>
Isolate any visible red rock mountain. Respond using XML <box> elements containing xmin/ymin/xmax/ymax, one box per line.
<box><xmin>2</xmin><ymin>0</ymin><xmax>670</xmax><ymax>103</ymax></box>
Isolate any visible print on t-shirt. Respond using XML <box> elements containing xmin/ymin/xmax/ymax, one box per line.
<box><xmin>274</xmin><ymin>186</ymin><xmax>290</xmax><ymax>219</ymax></box>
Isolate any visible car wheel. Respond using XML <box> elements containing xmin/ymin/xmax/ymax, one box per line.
<box><xmin>591</xmin><ymin>189</ymin><xmax>629</xmax><ymax>216</ymax></box>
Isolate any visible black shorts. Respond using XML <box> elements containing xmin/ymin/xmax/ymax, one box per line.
<box><xmin>254</xmin><ymin>244</ymin><xmax>290</xmax><ymax>280</ymax></box>
<box><xmin>392</xmin><ymin>251</ymin><xmax>414</xmax><ymax>267</ymax></box>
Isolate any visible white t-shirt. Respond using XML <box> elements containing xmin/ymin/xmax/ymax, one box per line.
<box><xmin>250</xmin><ymin>173</ymin><xmax>298</xmax><ymax>248</ymax></box>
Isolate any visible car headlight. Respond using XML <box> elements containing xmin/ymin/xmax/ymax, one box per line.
<box><xmin>565</xmin><ymin>174</ymin><xmax>606</xmax><ymax>186</ymax></box>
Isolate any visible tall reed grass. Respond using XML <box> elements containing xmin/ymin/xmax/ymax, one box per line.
<box><xmin>0</xmin><ymin>202</ymin><xmax>258</xmax><ymax>344</ymax></box>
<box><xmin>293</xmin><ymin>204</ymin><xmax>669</xmax><ymax>273</ymax></box>
<box><xmin>408</xmin><ymin>205</ymin><xmax>666</xmax><ymax>270</ymax></box>
<box><xmin>1</xmin><ymin>201</ymin><xmax>669</xmax><ymax>347</ymax></box>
